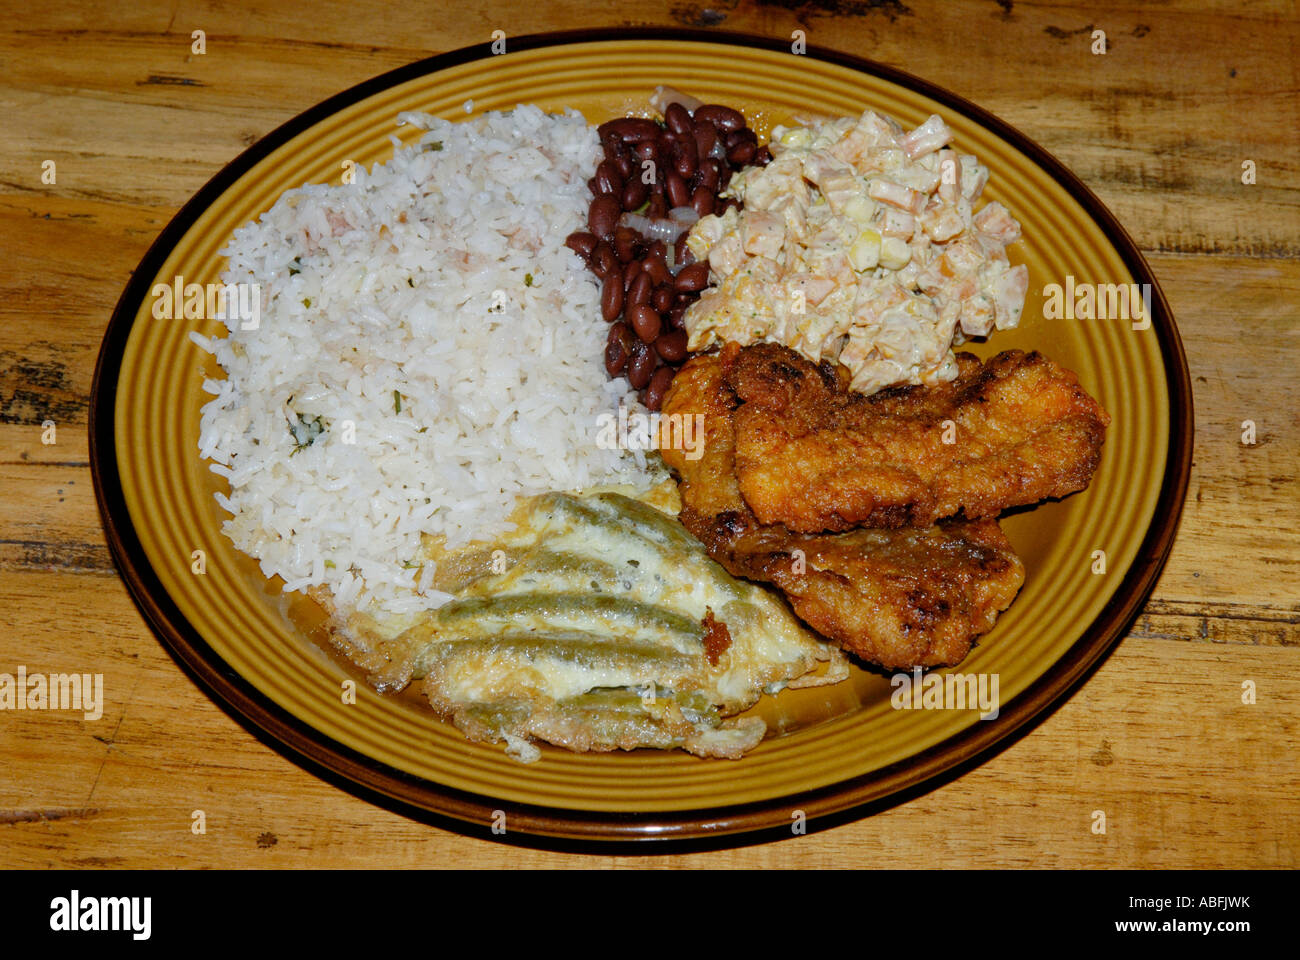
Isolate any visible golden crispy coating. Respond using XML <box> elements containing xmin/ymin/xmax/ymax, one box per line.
<box><xmin>660</xmin><ymin>350</ymin><xmax>1025</xmax><ymax>670</ymax></box>
<box><xmin>724</xmin><ymin>342</ymin><xmax>1111</xmax><ymax>532</ymax></box>
<box><xmin>738</xmin><ymin>521</ymin><xmax>1023</xmax><ymax>670</ymax></box>
<box><xmin>658</xmin><ymin>343</ymin><xmax>748</xmax><ymax>522</ymax></box>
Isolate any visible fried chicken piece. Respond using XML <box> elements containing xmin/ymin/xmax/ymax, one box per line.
<box><xmin>726</xmin><ymin>521</ymin><xmax>1024</xmax><ymax>670</ymax></box>
<box><xmin>660</xmin><ymin>350</ymin><xmax>1024</xmax><ymax>669</ymax></box>
<box><xmin>725</xmin><ymin>342</ymin><xmax>1110</xmax><ymax>532</ymax></box>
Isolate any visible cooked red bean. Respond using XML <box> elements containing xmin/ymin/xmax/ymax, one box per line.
<box><xmin>654</xmin><ymin>138</ymin><xmax>673</xmax><ymax>175</ymax></box>
<box><xmin>592</xmin><ymin>240</ymin><xmax>617</xmax><ymax>279</ymax></box>
<box><xmin>724</xmin><ymin>127</ymin><xmax>758</xmax><ymax>149</ymax></box>
<box><xmin>693</xmin><ymin>104</ymin><xmax>745</xmax><ymax>131</ymax></box>
<box><xmin>621</xmin><ymin>177</ymin><xmax>648</xmax><ymax>212</ymax></box>
<box><xmin>605</xmin><ymin>322</ymin><xmax>633</xmax><ymax>376</ymax></box>
<box><xmin>693</xmin><ymin>123</ymin><xmax>718</xmax><ymax>160</ymax></box>
<box><xmin>696</xmin><ymin>159</ymin><xmax>720</xmax><ymax>192</ymax></box>
<box><xmin>599</xmin><ymin>117</ymin><xmax>660</xmax><ymax>143</ymax></box>
<box><xmin>613</xmin><ymin>226</ymin><xmax>638</xmax><ymax>263</ymax></box>
<box><xmin>644</xmin><ymin>253</ymin><xmax>672</xmax><ymax>287</ymax></box>
<box><xmin>754</xmin><ymin>145</ymin><xmax>772</xmax><ymax>165</ymax></box>
<box><xmin>665</xmin><ymin>170</ymin><xmax>690</xmax><ymax>208</ymax></box>
<box><xmin>633</xmin><ymin>140</ymin><xmax>658</xmax><ymax>162</ymax></box>
<box><xmin>669</xmin><ymin>303</ymin><xmax>688</xmax><ymax>329</ymax></box>
<box><xmin>664</xmin><ymin>101</ymin><xmax>693</xmax><ymax>136</ymax></box>
<box><xmin>627</xmin><ymin>270</ymin><xmax>652</xmax><ymax>308</ymax></box>
<box><xmin>595</xmin><ymin>160</ymin><xmax>623</xmax><ymax>196</ymax></box>
<box><xmin>646</xmin><ymin>192</ymin><xmax>668</xmax><ymax>219</ymax></box>
<box><xmin>622</xmin><ymin>258</ymin><xmax>641</xmax><ymax>291</ymax></box>
<box><xmin>627</xmin><ymin>341</ymin><xmax>656</xmax><ymax>389</ymax></box>
<box><xmin>588</xmin><ymin>195</ymin><xmax>620</xmax><ymax>240</ymax></box>
<box><xmin>612</xmin><ymin>147</ymin><xmax>634</xmax><ymax>179</ymax></box>
<box><xmin>629</xmin><ymin>303</ymin><xmax>662</xmax><ymax>343</ymax></box>
<box><xmin>673</xmin><ymin>140</ymin><xmax>697</xmax><ymax>179</ymax></box>
<box><xmin>674</xmin><ymin>262</ymin><xmax>710</xmax><ymax>293</ymax></box>
<box><xmin>652</xmin><ymin>284</ymin><xmax>674</xmax><ymax>313</ymax></box>
<box><xmin>565</xmin><ymin>231</ymin><xmax>597</xmax><ymax>260</ymax></box>
<box><xmin>644</xmin><ymin>365</ymin><xmax>676</xmax><ymax>410</ymax></box>
<box><xmin>726</xmin><ymin>139</ymin><xmax>757</xmax><ymax>165</ymax></box>
<box><xmin>654</xmin><ymin>329</ymin><xmax>688</xmax><ymax>362</ymax></box>
<box><xmin>690</xmin><ymin>185</ymin><xmax>715</xmax><ymax>218</ymax></box>
<box><xmin>601</xmin><ymin>272</ymin><xmax>624</xmax><ymax>322</ymax></box>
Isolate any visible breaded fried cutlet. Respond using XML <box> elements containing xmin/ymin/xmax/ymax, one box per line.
<box><xmin>725</xmin><ymin>342</ymin><xmax>1110</xmax><ymax>532</ymax></box>
<box><xmin>661</xmin><ymin>350</ymin><xmax>1025</xmax><ymax>669</ymax></box>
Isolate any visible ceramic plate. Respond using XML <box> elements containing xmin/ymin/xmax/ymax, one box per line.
<box><xmin>90</xmin><ymin>28</ymin><xmax>1193</xmax><ymax>841</ymax></box>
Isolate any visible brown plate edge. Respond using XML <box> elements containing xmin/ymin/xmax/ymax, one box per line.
<box><xmin>88</xmin><ymin>26</ymin><xmax>1195</xmax><ymax>845</ymax></box>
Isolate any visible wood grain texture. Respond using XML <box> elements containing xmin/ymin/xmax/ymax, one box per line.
<box><xmin>1</xmin><ymin>0</ymin><xmax>1296</xmax><ymax>867</ymax></box>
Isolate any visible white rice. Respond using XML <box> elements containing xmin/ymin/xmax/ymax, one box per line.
<box><xmin>191</xmin><ymin>105</ymin><xmax>643</xmax><ymax>616</ymax></box>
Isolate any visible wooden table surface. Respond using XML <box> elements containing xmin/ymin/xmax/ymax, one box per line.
<box><xmin>2</xmin><ymin>0</ymin><xmax>1297</xmax><ymax>868</ymax></box>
